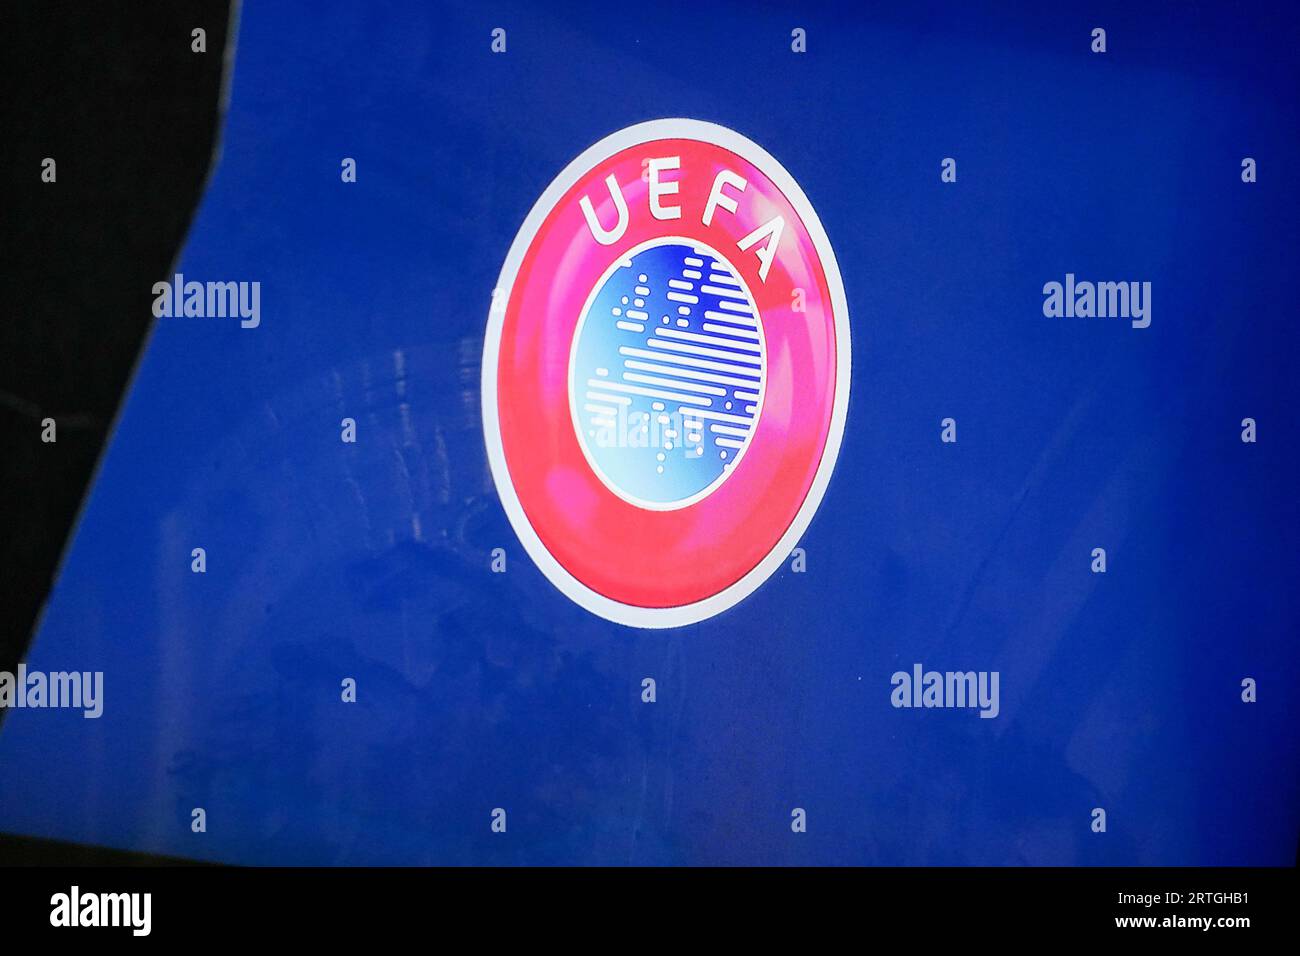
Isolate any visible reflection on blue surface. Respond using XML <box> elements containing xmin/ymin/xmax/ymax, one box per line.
<box><xmin>0</xmin><ymin>1</ymin><xmax>1297</xmax><ymax>865</ymax></box>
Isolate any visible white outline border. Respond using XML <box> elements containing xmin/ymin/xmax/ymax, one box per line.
<box><xmin>482</xmin><ymin>119</ymin><xmax>851</xmax><ymax>629</ymax></box>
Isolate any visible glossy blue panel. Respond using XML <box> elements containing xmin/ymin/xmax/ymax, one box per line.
<box><xmin>2</xmin><ymin>1</ymin><xmax>1298</xmax><ymax>865</ymax></box>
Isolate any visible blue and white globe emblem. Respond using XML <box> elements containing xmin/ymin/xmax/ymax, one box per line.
<box><xmin>569</xmin><ymin>238</ymin><xmax>766</xmax><ymax>510</ymax></box>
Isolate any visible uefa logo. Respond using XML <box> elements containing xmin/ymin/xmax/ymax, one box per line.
<box><xmin>482</xmin><ymin>119</ymin><xmax>850</xmax><ymax>627</ymax></box>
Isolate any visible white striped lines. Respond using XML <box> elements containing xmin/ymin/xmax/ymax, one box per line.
<box><xmin>623</xmin><ymin>358</ymin><xmax>758</xmax><ymax>389</ymax></box>
<box><xmin>587</xmin><ymin>377</ymin><xmax>710</xmax><ymax>406</ymax></box>
<box><xmin>717</xmin><ymin>298</ymin><xmax>753</xmax><ymax>314</ymax></box>
<box><xmin>700</xmin><ymin>284</ymin><xmax>748</xmax><ymax>298</ymax></box>
<box><xmin>654</xmin><ymin>326</ymin><xmax>761</xmax><ymax>354</ymax></box>
<box><xmin>646</xmin><ymin>337</ymin><xmax>762</xmax><ymax>366</ymax></box>
<box><xmin>710</xmin><ymin>423</ymin><xmax>750</xmax><ymax>437</ymax></box>
<box><xmin>624</xmin><ymin>371</ymin><xmax>726</xmax><ymax>396</ymax></box>
<box><xmin>677</xmin><ymin>406</ymin><xmax>755</xmax><ymax>426</ymax></box>
<box><xmin>579</xmin><ymin>245</ymin><xmax>768</xmax><ymax>481</ymax></box>
<box><xmin>703</xmin><ymin>322</ymin><xmax>759</xmax><ymax>340</ymax></box>
<box><xmin>660</xmin><ymin>256</ymin><xmax>760</xmax><ymax>460</ymax></box>
<box><xmin>702</xmin><ymin>309</ymin><xmax>756</xmax><ymax>328</ymax></box>
<box><xmin>618</xmin><ymin>345</ymin><xmax>759</xmax><ymax>379</ymax></box>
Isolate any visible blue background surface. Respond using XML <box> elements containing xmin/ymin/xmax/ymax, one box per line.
<box><xmin>2</xmin><ymin>1</ymin><xmax>1297</xmax><ymax>865</ymax></box>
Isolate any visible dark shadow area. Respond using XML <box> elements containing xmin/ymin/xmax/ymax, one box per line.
<box><xmin>0</xmin><ymin>1</ymin><xmax>233</xmax><ymax>685</ymax></box>
<box><xmin>0</xmin><ymin>831</ymin><xmax>215</xmax><ymax>866</ymax></box>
